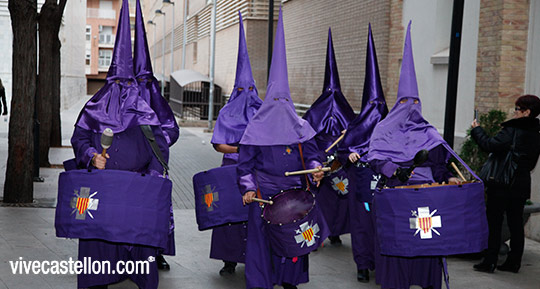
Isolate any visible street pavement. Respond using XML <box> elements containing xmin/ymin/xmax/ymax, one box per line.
<box><xmin>0</xmin><ymin>98</ymin><xmax>540</xmax><ymax>288</ymax></box>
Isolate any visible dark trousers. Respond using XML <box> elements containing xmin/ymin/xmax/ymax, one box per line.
<box><xmin>484</xmin><ymin>192</ymin><xmax>527</xmax><ymax>265</ymax></box>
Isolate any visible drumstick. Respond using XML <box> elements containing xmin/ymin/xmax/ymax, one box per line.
<box><xmin>285</xmin><ymin>167</ymin><xmax>331</xmax><ymax>176</ymax></box>
<box><xmin>324</xmin><ymin>130</ymin><xmax>347</xmax><ymax>153</ymax></box>
<box><xmin>450</xmin><ymin>162</ymin><xmax>467</xmax><ymax>182</ymax></box>
<box><xmin>252</xmin><ymin>197</ymin><xmax>273</xmax><ymax>205</ymax></box>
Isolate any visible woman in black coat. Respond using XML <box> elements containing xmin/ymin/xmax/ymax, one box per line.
<box><xmin>471</xmin><ymin>94</ymin><xmax>540</xmax><ymax>273</ymax></box>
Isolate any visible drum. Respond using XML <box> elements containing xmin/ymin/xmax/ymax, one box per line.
<box><xmin>55</xmin><ymin>169</ymin><xmax>172</xmax><ymax>250</ymax></box>
<box><xmin>262</xmin><ymin>188</ymin><xmax>330</xmax><ymax>258</ymax></box>
<box><xmin>193</xmin><ymin>165</ymin><xmax>249</xmax><ymax>231</ymax></box>
<box><xmin>374</xmin><ymin>181</ymin><xmax>488</xmax><ymax>257</ymax></box>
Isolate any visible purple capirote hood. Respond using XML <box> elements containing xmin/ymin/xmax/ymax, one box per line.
<box><xmin>366</xmin><ymin>21</ymin><xmax>447</xmax><ymax>163</ymax></box>
<box><xmin>240</xmin><ymin>6</ymin><xmax>315</xmax><ymax>146</ymax></box>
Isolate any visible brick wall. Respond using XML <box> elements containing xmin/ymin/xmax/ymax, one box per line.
<box><xmin>282</xmin><ymin>0</ymin><xmax>391</xmax><ymax>111</ymax></box>
<box><xmin>475</xmin><ymin>0</ymin><xmax>530</xmax><ymax>116</ymax></box>
<box><xmin>385</xmin><ymin>0</ymin><xmax>403</xmax><ymax>109</ymax></box>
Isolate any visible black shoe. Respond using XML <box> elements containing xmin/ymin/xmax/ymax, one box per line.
<box><xmin>423</xmin><ymin>286</ymin><xmax>434</xmax><ymax>289</ymax></box>
<box><xmin>2</xmin><ymin>111</ymin><xmax>6</xmax><ymax>116</ymax></box>
<box><xmin>497</xmin><ymin>262</ymin><xmax>520</xmax><ymax>273</ymax></box>
<box><xmin>357</xmin><ymin>269</ymin><xmax>369</xmax><ymax>283</ymax></box>
<box><xmin>282</xmin><ymin>283</ymin><xmax>297</xmax><ymax>289</ymax></box>
<box><xmin>89</xmin><ymin>285</ymin><xmax>108</xmax><ymax>289</ymax></box>
<box><xmin>328</xmin><ymin>236</ymin><xmax>342</xmax><ymax>246</ymax></box>
<box><xmin>219</xmin><ymin>261</ymin><xmax>236</xmax><ymax>276</ymax></box>
<box><xmin>156</xmin><ymin>254</ymin><xmax>170</xmax><ymax>271</ymax></box>
<box><xmin>473</xmin><ymin>261</ymin><xmax>496</xmax><ymax>273</ymax></box>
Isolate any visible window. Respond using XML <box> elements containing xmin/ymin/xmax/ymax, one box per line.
<box><xmin>85</xmin><ymin>48</ymin><xmax>91</xmax><ymax>66</ymax></box>
<box><xmin>193</xmin><ymin>41</ymin><xmax>197</xmax><ymax>64</ymax></box>
<box><xmin>86</xmin><ymin>25</ymin><xmax>91</xmax><ymax>41</ymax></box>
<box><xmin>99</xmin><ymin>26</ymin><xmax>114</xmax><ymax>45</ymax></box>
<box><xmin>98</xmin><ymin>49</ymin><xmax>112</xmax><ymax>67</ymax></box>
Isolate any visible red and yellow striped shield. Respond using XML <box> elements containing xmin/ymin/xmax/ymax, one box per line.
<box><xmin>335</xmin><ymin>181</ymin><xmax>345</xmax><ymax>192</ymax></box>
<box><xmin>204</xmin><ymin>193</ymin><xmax>214</xmax><ymax>208</ymax></box>
<box><xmin>76</xmin><ymin>197</ymin><xmax>90</xmax><ymax>215</ymax></box>
<box><xmin>419</xmin><ymin>217</ymin><xmax>432</xmax><ymax>233</ymax></box>
<box><xmin>302</xmin><ymin>227</ymin><xmax>314</xmax><ymax>242</ymax></box>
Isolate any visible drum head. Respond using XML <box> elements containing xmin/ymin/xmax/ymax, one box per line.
<box><xmin>263</xmin><ymin>189</ymin><xmax>314</xmax><ymax>225</ymax></box>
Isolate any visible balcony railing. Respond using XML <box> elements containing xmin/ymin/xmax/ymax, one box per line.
<box><xmin>87</xmin><ymin>8</ymin><xmax>116</xmax><ymax>20</ymax></box>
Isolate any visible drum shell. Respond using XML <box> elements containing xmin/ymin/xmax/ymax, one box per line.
<box><xmin>263</xmin><ymin>189</ymin><xmax>330</xmax><ymax>258</ymax></box>
<box><xmin>193</xmin><ymin>165</ymin><xmax>249</xmax><ymax>231</ymax></box>
<box><xmin>374</xmin><ymin>181</ymin><xmax>488</xmax><ymax>257</ymax></box>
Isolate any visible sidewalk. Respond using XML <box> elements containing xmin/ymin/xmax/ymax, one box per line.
<box><xmin>0</xmin><ymin>99</ymin><xmax>539</xmax><ymax>288</ymax></box>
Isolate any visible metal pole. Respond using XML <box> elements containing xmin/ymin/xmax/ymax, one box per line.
<box><xmin>267</xmin><ymin>0</ymin><xmax>274</xmax><ymax>80</ymax></box>
<box><xmin>208</xmin><ymin>0</ymin><xmax>216</xmax><ymax>130</ymax></box>
<box><xmin>443</xmin><ymin>0</ymin><xmax>465</xmax><ymax>148</ymax></box>
<box><xmin>170</xmin><ymin>3</ymin><xmax>175</xmax><ymax>75</ymax></box>
<box><xmin>147</xmin><ymin>20</ymin><xmax>156</xmax><ymax>68</ymax></box>
<box><xmin>182</xmin><ymin>0</ymin><xmax>187</xmax><ymax>69</ymax></box>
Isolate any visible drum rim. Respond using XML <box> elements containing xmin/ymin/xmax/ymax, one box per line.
<box><xmin>261</xmin><ymin>187</ymin><xmax>316</xmax><ymax>226</ymax></box>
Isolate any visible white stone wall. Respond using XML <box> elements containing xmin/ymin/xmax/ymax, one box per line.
<box><xmin>401</xmin><ymin>0</ymin><xmax>480</xmax><ymax>138</ymax></box>
<box><xmin>60</xmin><ymin>0</ymin><xmax>88</xmax><ymax>110</ymax></box>
<box><xmin>0</xmin><ymin>0</ymin><xmax>12</xmax><ymax>114</ymax></box>
<box><xmin>524</xmin><ymin>1</ymin><xmax>540</xmax><ymax>241</ymax></box>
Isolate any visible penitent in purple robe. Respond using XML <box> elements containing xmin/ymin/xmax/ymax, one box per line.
<box><xmin>303</xmin><ymin>28</ymin><xmax>355</xmax><ymax>238</ymax></box>
<box><xmin>237</xmin><ymin>142</ymin><xmax>322</xmax><ymax>289</ymax></box>
<box><xmin>337</xmin><ymin>23</ymin><xmax>388</xmax><ymax>272</ymax></box>
<box><xmin>209</xmin><ymin>12</ymin><xmax>262</xmax><ymax>264</ymax></box>
<box><xmin>366</xmin><ymin>21</ymin><xmax>452</xmax><ymax>289</ymax></box>
<box><xmin>72</xmin><ymin>125</ymin><xmax>169</xmax><ymax>289</ymax></box>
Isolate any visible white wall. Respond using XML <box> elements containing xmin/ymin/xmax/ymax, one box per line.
<box><xmin>524</xmin><ymin>0</ymin><xmax>540</xmax><ymax>241</ymax></box>
<box><xmin>0</xmin><ymin>0</ymin><xmax>12</xmax><ymax>122</ymax></box>
<box><xmin>60</xmin><ymin>0</ymin><xmax>88</xmax><ymax>110</ymax></box>
<box><xmin>402</xmin><ymin>0</ymin><xmax>480</xmax><ymax>138</ymax></box>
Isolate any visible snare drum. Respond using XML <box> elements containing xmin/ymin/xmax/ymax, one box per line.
<box><xmin>262</xmin><ymin>188</ymin><xmax>330</xmax><ymax>258</ymax></box>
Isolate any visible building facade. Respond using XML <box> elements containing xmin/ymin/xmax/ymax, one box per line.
<box><xmin>146</xmin><ymin>0</ymin><xmax>540</xmax><ymax>240</ymax></box>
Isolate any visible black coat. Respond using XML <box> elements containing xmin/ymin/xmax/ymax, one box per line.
<box><xmin>471</xmin><ymin>117</ymin><xmax>540</xmax><ymax>199</ymax></box>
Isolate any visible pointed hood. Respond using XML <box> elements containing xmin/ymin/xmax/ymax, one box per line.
<box><xmin>340</xmin><ymin>24</ymin><xmax>388</xmax><ymax>160</ymax></box>
<box><xmin>134</xmin><ymin>0</ymin><xmax>153</xmax><ymax>78</ymax></box>
<box><xmin>367</xmin><ymin>21</ymin><xmax>446</xmax><ymax>163</ymax></box>
<box><xmin>75</xmin><ymin>0</ymin><xmax>160</xmax><ymax>133</ymax></box>
<box><xmin>240</xmin><ymin>7</ymin><xmax>315</xmax><ymax>146</ymax></box>
<box><xmin>133</xmin><ymin>0</ymin><xmax>179</xmax><ymax>145</ymax></box>
<box><xmin>212</xmin><ymin>11</ymin><xmax>262</xmax><ymax>145</ymax></box>
<box><xmin>303</xmin><ymin>28</ymin><xmax>355</xmax><ymax>153</ymax></box>
<box><xmin>107</xmin><ymin>0</ymin><xmax>135</xmax><ymax>80</ymax></box>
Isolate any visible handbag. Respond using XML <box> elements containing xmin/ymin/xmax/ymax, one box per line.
<box><xmin>479</xmin><ymin>130</ymin><xmax>518</xmax><ymax>187</ymax></box>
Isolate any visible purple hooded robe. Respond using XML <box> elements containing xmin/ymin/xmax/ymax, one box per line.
<box><xmin>337</xmin><ymin>24</ymin><xmax>388</xmax><ymax>272</ymax></box>
<box><xmin>366</xmin><ymin>22</ymin><xmax>453</xmax><ymax>289</ymax></box>
<box><xmin>209</xmin><ymin>12</ymin><xmax>263</xmax><ymax>265</ymax></box>
<box><xmin>237</xmin><ymin>7</ymin><xmax>322</xmax><ymax>289</ymax></box>
<box><xmin>72</xmin><ymin>1</ymin><xmax>168</xmax><ymax>288</ymax></box>
<box><xmin>303</xmin><ymin>28</ymin><xmax>356</xmax><ymax>239</ymax></box>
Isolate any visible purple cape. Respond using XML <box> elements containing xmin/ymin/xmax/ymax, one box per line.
<box><xmin>303</xmin><ymin>28</ymin><xmax>355</xmax><ymax>149</ymax></box>
<box><xmin>240</xmin><ymin>7</ymin><xmax>315</xmax><ymax>146</ymax></box>
<box><xmin>340</xmin><ymin>24</ymin><xmax>388</xmax><ymax>160</ymax></box>
<box><xmin>367</xmin><ymin>21</ymin><xmax>446</xmax><ymax>163</ymax></box>
<box><xmin>212</xmin><ymin>12</ymin><xmax>262</xmax><ymax>145</ymax></box>
<box><xmin>75</xmin><ymin>0</ymin><xmax>159</xmax><ymax>134</ymax></box>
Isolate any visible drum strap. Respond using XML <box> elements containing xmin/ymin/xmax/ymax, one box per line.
<box><xmin>297</xmin><ymin>143</ymin><xmax>310</xmax><ymax>191</ymax></box>
<box><xmin>140</xmin><ymin>125</ymin><xmax>169</xmax><ymax>177</ymax></box>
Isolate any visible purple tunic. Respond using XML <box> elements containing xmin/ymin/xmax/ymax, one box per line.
<box><xmin>237</xmin><ymin>141</ymin><xmax>321</xmax><ymax>289</ymax></box>
<box><xmin>72</xmin><ymin>125</ymin><xmax>169</xmax><ymax>289</ymax></box>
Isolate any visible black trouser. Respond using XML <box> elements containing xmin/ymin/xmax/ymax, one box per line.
<box><xmin>484</xmin><ymin>192</ymin><xmax>527</xmax><ymax>265</ymax></box>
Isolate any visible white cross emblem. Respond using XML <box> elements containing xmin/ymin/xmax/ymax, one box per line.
<box><xmin>70</xmin><ymin>187</ymin><xmax>99</xmax><ymax>220</ymax></box>
<box><xmin>294</xmin><ymin>221</ymin><xmax>320</xmax><ymax>247</ymax></box>
<box><xmin>331</xmin><ymin>176</ymin><xmax>349</xmax><ymax>195</ymax></box>
<box><xmin>409</xmin><ymin>206</ymin><xmax>442</xmax><ymax>239</ymax></box>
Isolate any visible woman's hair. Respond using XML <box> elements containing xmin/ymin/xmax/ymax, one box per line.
<box><xmin>516</xmin><ymin>94</ymin><xmax>540</xmax><ymax>118</ymax></box>
<box><xmin>0</xmin><ymin>78</ymin><xmax>3</xmax><ymax>90</ymax></box>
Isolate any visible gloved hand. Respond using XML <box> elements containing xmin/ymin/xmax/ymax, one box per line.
<box><xmin>394</xmin><ymin>167</ymin><xmax>412</xmax><ymax>183</ymax></box>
